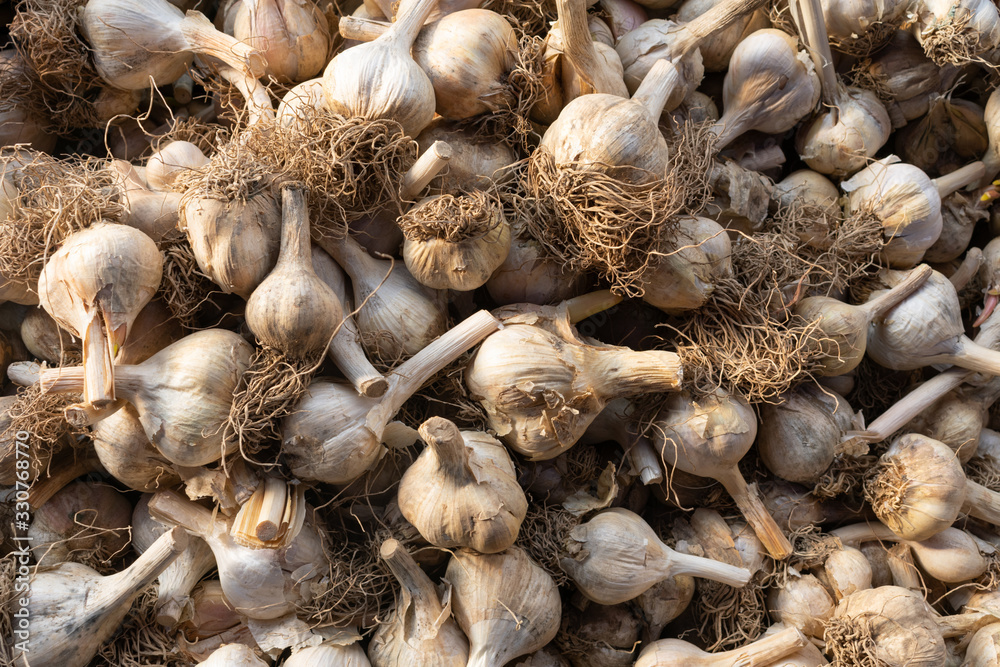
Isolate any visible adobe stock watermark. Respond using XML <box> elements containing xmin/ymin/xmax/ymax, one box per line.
<box><xmin>10</xmin><ymin>429</ymin><xmax>32</xmax><ymax>658</ymax></box>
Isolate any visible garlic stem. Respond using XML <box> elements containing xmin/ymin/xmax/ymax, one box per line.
<box><xmin>790</xmin><ymin>0</ymin><xmax>839</xmax><ymax>108</ymax></box>
<box><xmin>338</xmin><ymin>14</ymin><xmax>388</xmax><ymax>41</ymax></box>
<box><xmin>100</xmin><ymin>525</ymin><xmax>189</xmax><ymax>607</ymax></box>
<box><xmin>216</xmin><ymin>63</ymin><xmax>276</xmax><ymax>126</ymax></box>
<box><xmin>380</xmin><ymin>538</ymin><xmax>438</xmax><ymax>611</ymax></box>
<box><xmin>564</xmin><ymin>289</ymin><xmax>623</xmax><ymax>324</ymax></box>
<box><xmin>668</xmin><ymin>549</ymin><xmax>754</xmax><ymax>587</ymax></box>
<box><xmin>422</xmin><ymin>417</ymin><xmax>473</xmax><ymax>475</ymax></box>
<box><xmin>26</xmin><ymin>450</ymin><xmax>103</xmax><ymax>509</ymax></box>
<box><xmin>387</xmin><ymin>0</ymin><xmax>439</xmax><ymax>47</ymax></box>
<box><xmin>715</xmin><ymin>467</ymin><xmax>793</xmax><ymax>559</ymax></box>
<box><xmin>938</xmin><ymin>611</ymin><xmax>995</xmax><ymax>637</ymax></box>
<box><xmin>934</xmin><ymin>161</ymin><xmax>987</xmax><ymax>199</ymax></box>
<box><xmin>174</xmin><ymin>73</ymin><xmax>194</xmax><ymax>104</ymax></box>
<box><xmin>630</xmin><ymin>59</ymin><xmax>683</xmax><ymax>119</ymax></box>
<box><xmin>181</xmin><ymin>12</ymin><xmax>267</xmax><ymax>77</ymax></box>
<box><xmin>591</xmin><ymin>349</ymin><xmax>683</xmax><ymax>395</ymax></box>
<box><xmin>963</xmin><ymin>479</ymin><xmax>1000</xmax><ymax>526</ymax></box>
<box><xmin>78</xmin><ymin>312</ymin><xmax>116</xmax><ymax>417</ymax></box>
<box><xmin>556</xmin><ymin>0</ymin><xmax>627</xmax><ymax>96</ymax></box>
<box><xmin>949</xmin><ymin>247</ymin><xmax>984</xmax><ymax>292</ymax></box>
<box><xmin>249</xmin><ymin>478</ymin><xmax>287</xmax><ymax>542</ymax></box>
<box><xmin>369</xmin><ymin>309</ymin><xmax>503</xmax><ymax>427</ymax></box>
<box><xmin>630</xmin><ymin>438</ymin><xmax>664</xmax><ymax>485</ymax></box>
<box><xmin>857</xmin><ymin>263</ymin><xmax>933</xmax><ymax>320</ymax></box>
<box><xmin>330</xmin><ymin>313</ymin><xmax>389</xmax><ymax>397</ymax></box>
<box><xmin>148</xmin><ymin>488</ymin><xmax>215</xmax><ymax>536</ymax></box>
<box><xmin>946</xmin><ymin>337</ymin><xmax>1000</xmax><ymax>376</ymax></box>
<box><xmin>400</xmin><ymin>140</ymin><xmax>453</xmax><ymax>200</ymax></box>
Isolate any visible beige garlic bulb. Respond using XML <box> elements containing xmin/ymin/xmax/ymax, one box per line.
<box><xmin>793</xmin><ymin>264</ymin><xmax>932</xmax><ymax>376</ymax></box>
<box><xmin>400</xmin><ymin>192</ymin><xmax>511</xmax><ymax>292</ymax></box>
<box><xmin>562</xmin><ymin>508</ymin><xmax>752</xmax><ymax>605</ymax></box>
<box><xmin>820</xmin><ymin>0</ymin><xmax>907</xmax><ymax>54</ymax></box>
<box><xmin>108</xmin><ymin>160</ymin><xmax>183</xmax><ymax>243</ymax></box>
<box><xmin>398</xmin><ymin>417</ymin><xmax>527</xmax><ymax>553</ymax></box>
<box><xmin>285</xmin><ymin>644</ymin><xmax>372</xmax><ymax>666</ymax></box>
<box><xmin>909</xmin><ymin>0</ymin><xmax>1000</xmax><ymax>65</ymax></box>
<box><xmin>842</xmin><ymin>158</ymin><xmax>984</xmax><ymax>268</ymax></box>
<box><xmin>820</xmin><ymin>546</ymin><xmax>873</xmax><ymax>601</ymax></box>
<box><xmin>38</xmin><ymin>222</ymin><xmax>163</xmax><ymax>421</ymax></box>
<box><xmin>965</xmin><ymin>622</ymin><xmax>1000</xmax><ymax>666</ymax></box>
<box><xmin>772</xmin><ymin>169</ymin><xmax>840</xmax><ymax>213</ymax></box>
<box><xmin>538</xmin><ymin>57</ymin><xmax>682</xmax><ymax>183</ymax></box>
<box><xmin>416</xmin><ymin>121</ymin><xmax>518</xmax><ymax>194</ymax></box>
<box><xmin>315</xmin><ymin>232</ymin><xmax>447</xmax><ymax>362</ymax></box>
<box><xmin>245</xmin><ymin>183</ymin><xmax>343</xmax><ymax>356</ymax></box>
<box><xmin>466</xmin><ymin>292</ymin><xmax>682</xmax><ymax>461</ymax></box>
<box><xmin>708</xmin><ymin>29</ymin><xmax>820</xmax><ymax>149</ymax></box>
<box><xmin>833</xmin><ymin>522</ymin><xmax>990</xmax><ymax>583</ymax></box>
<box><xmin>485</xmin><ymin>223</ymin><xmax>587</xmax><ymax>306</ymax></box>
<box><xmin>81</xmin><ymin>0</ymin><xmax>265</xmax><ymax>90</ymax></box>
<box><xmin>92</xmin><ymin>403</ymin><xmax>181</xmax><ymax>492</ymax></box>
<box><xmin>906</xmin><ymin>386</ymin><xmax>987</xmax><ymax>462</ymax></box>
<box><xmin>132</xmin><ymin>495</ymin><xmax>217</xmax><ymax>629</ymax></box>
<box><xmin>895</xmin><ymin>97</ymin><xmax>987</xmax><ymax>176</ymax></box>
<box><xmin>640</xmin><ymin>215</ymin><xmax>733</xmax><ymax>315</ymax></box>
<box><xmin>635</xmin><ymin>626</ymin><xmax>808</xmax><ymax>667</ymax></box>
<box><xmin>676</xmin><ymin>0</ymin><xmax>770</xmax><ymax>71</ymax></box>
<box><xmin>277</xmin><ymin>78</ymin><xmax>328</xmax><ymax>130</ymax></box>
<box><xmin>10</xmin><ymin>527</ymin><xmax>187</xmax><ymax>667</ymax></box>
<box><xmin>369</xmin><ymin>539</ymin><xmax>469</xmax><ymax>666</ymax></box>
<box><xmin>176</xmin><ymin>580</ymin><xmax>243</xmax><ymax>640</ymax></box>
<box><xmin>768</xmin><ymin>573</ymin><xmax>836</xmax><ymax>638</ymax></box>
<box><xmin>756</xmin><ymin>384</ymin><xmax>858</xmax><ymax>485</ymax></box>
<box><xmin>146</xmin><ymin>141</ymin><xmax>209</xmax><ymax>192</ymax></box>
<box><xmin>447</xmin><ymin>547</ymin><xmax>562</xmax><ymax>667</ymax></box>
<box><xmin>852</xmin><ymin>30</ymin><xmax>945</xmax><ymax>127</ymax></box>
<box><xmin>200</xmin><ymin>644</ymin><xmax>269</xmax><ymax>666</ymax></box>
<box><xmin>180</xmin><ymin>186</ymin><xmax>281</xmax><ymax>299</ymax></box>
<box><xmin>29</xmin><ymin>481</ymin><xmax>132</xmax><ymax>567</ymax></box>
<box><xmin>20</xmin><ymin>306</ymin><xmax>80</xmax><ymax>364</ymax></box>
<box><xmin>33</xmin><ymin>329</ymin><xmax>253</xmax><ymax>466</ymax></box>
<box><xmin>791</xmin><ymin>0</ymin><xmax>891</xmax><ymax>177</ymax></box>
<box><xmin>233</xmin><ymin>0</ymin><xmax>330</xmax><ymax>83</ymax></box>
<box><xmin>281</xmin><ymin>310</ymin><xmax>501</xmax><ymax>484</ymax></box>
<box><xmin>825</xmin><ymin>586</ymin><xmax>946</xmax><ymax>667</ymax></box>
<box><xmin>866</xmin><ymin>265</ymin><xmax>1000</xmax><ymax>375</ymax></box>
<box><xmin>149</xmin><ymin>489</ymin><xmax>325</xmax><ymax>620</ymax></box>
<box><xmin>653</xmin><ymin>388</ymin><xmax>793</xmax><ymax>559</ymax></box>
<box><xmin>614</xmin><ymin>19</ymin><xmax>704</xmax><ymax>109</ymax></box>
<box><xmin>322</xmin><ymin>0</ymin><xmax>438</xmax><ymax>136</ymax></box>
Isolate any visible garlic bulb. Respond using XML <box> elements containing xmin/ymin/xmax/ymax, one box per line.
<box><xmin>600</xmin><ymin>0</ymin><xmax>648</xmax><ymax>40</ymax></box>
<box><xmin>708</xmin><ymin>29</ymin><xmax>821</xmax><ymax>150</ymax></box>
<box><xmin>416</xmin><ymin>121</ymin><xmax>518</xmax><ymax>194</ymax></box>
<box><xmin>81</xmin><ymin>0</ymin><xmax>266</xmax><ymax>90</ymax></box>
<box><xmin>820</xmin><ymin>0</ymin><xmax>907</xmax><ymax>54</ymax></box>
<box><xmin>315</xmin><ymin>232</ymin><xmax>447</xmax><ymax>362</ymax></box>
<box><xmin>200</xmin><ymin>644</ymin><xmax>269</xmax><ymax>666</ymax></box>
<box><xmin>146</xmin><ymin>141</ymin><xmax>209</xmax><ymax>192</ymax></box>
<box><xmin>652</xmin><ymin>388</ymin><xmax>793</xmax><ymax>559</ymax></box>
<box><xmin>20</xmin><ymin>306</ymin><xmax>80</xmax><ymax>364</ymax></box>
<box><xmin>180</xmin><ymin>186</ymin><xmax>281</xmax><ymax>299</ymax></box>
<box><xmin>233</xmin><ymin>0</ymin><xmax>330</xmax><ymax>83</ymax></box>
<box><xmin>639</xmin><ymin>216</ymin><xmax>733</xmax><ymax>315</ymax></box>
<box><xmin>538</xmin><ymin>57</ymin><xmax>681</xmax><ymax>183</ymax></box>
<box><xmin>10</xmin><ymin>526</ymin><xmax>187</xmax><ymax>667</ymax></box>
<box><xmin>841</xmin><ymin>158</ymin><xmax>984</xmax><ymax>268</ymax></box>
<box><xmin>791</xmin><ymin>0</ymin><xmax>891</xmax><ymax>177</ymax></box>
<box><xmin>895</xmin><ymin>97</ymin><xmax>987</xmax><ymax>176</ymax></box>
<box><xmin>277</xmin><ymin>78</ymin><xmax>328</xmax><ymax>130</ymax></box>
<box><xmin>981</xmin><ymin>86</ymin><xmax>1000</xmax><ymax>187</ymax></box>
<box><xmin>401</xmin><ymin>191</ymin><xmax>511</xmax><ymax>291</ymax></box>
<box><xmin>820</xmin><ymin>546</ymin><xmax>873</xmax><ymax>601</ymax></box>
<box><xmin>311</xmin><ymin>246</ymin><xmax>387</xmax><ymax>398</ymax></box>
<box><xmin>756</xmin><ymin>384</ymin><xmax>858</xmax><ymax>485</ymax></box>
<box><xmin>322</xmin><ymin>0</ymin><xmax>438</xmax><ymax>136</ymax></box>
<box><xmin>825</xmin><ymin>586</ymin><xmax>946</xmax><ymax>666</ymax></box>
<box><xmin>485</xmin><ymin>223</ymin><xmax>587</xmax><ymax>306</ymax></box>
<box><xmin>865</xmin><ymin>433</ymin><xmax>965</xmax><ymax>540</ymax></box>
<box><xmin>38</xmin><ymin>222</ymin><xmax>163</xmax><ymax>422</ymax></box>
<box><xmin>92</xmin><ymin>403</ymin><xmax>181</xmax><ymax>492</ymax></box>
<box><xmin>148</xmin><ymin>489</ymin><xmax>325</xmax><ymax>620</ymax></box>
<box><xmin>635</xmin><ymin>626</ymin><xmax>808</xmax><ymax>667</ymax></box>
<box><xmin>965</xmin><ymin>622</ymin><xmax>1000</xmax><ymax>666</ymax></box>
<box><xmin>772</xmin><ymin>169</ymin><xmax>840</xmax><ymax>214</ymax></box>
<box><xmin>867</xmin><ymin>265</ymin><xmax>1000</xmax><ymax>375</ymax></box>
<box><xmin>245</xmin><ymin>183</ymin><xmax>343</xmax><ymax>357</ymax></box>
<box><xmin>767</xmin><ymin>573</ymin><xmax>836</xmax><ymax>638</ymax></box>
<box><xmin>369</xmin><ymin>539</ymin><xmax>469</xmax><ymax>666</ymax></box>
<box><xmin>613</xmin><ymin>19</ymin><xmax>704</xmax><ymax>109</ymax></box>
<box><xmin>132</xmin><ymin>495</ymin><xmax>217</xmax><ymax>629</ymax></box>
<box><xmin>909</xmin><ymin>0</ymin><xmax>1000</xmax><ymax>65</ymax></box>
<box><xmin>466</xmin><ymin>292</ymin><xmax>682</xmax><ymax>460</ymax></box>
<box><xmin>757</xmin><ymin>623</ymin><xmax>831</xmax><ymax>666</ymax></box>
<box><xmin>676</xmin><ymin>0</ymin><xmax>770</xmax><ymax>71</ymax></box>
<box><xmin>281</xmin><ymin>310</ymin><xmax>501</xmax><ymax>484</ymax></box>
<box><xmin>906</xmin><ymin>385</ymin><xmax>988</xmax><ymax>462</ymax></box>
<box><xmin>35</xmin><ymin>329</ymin><xmax>253</xmax><ymax>466</ymax></box>
<box><xmin>793</xmin><ymin>264</ymin><xmax>932</xmax><ymax>376</ymax></box>
<box><xmin>446</xmin><ymin>547</ymin><xmax>562</xmax><ymax>667</ymax></box>
<box><xmin>285</xmin><ymin>644</ymin><xmax>373</xmax><ymax>666</ymax></box>
<box><xmin>850</xmin><ymin>30</ymin><xmax>944</xmax><ymax>127</ymax></box>
<box><xmin>108</xmin><ymin>160</ymin><xmax>183</xmax><ymax>243</ymax></box>
<box><xmin>562</xmin><ymin>508</ymin><xmax>751</xmax><ymax>605</ymax></box>
<box><xmin>29</xmin><ymin>481</ymin><xmax>132</xmax><ymax>567</ymax></box>
<box><xmin>177</xmin><ymin>580</ymin><xmax>242</xmax><ymax>640</ymax></box>
<box><xmin>398</xmin><ymin>417</ymin><xmax>527</xmax><ymax>553</ymax></box>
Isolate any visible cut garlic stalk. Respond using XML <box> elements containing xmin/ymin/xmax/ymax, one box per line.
<box><xmin>635</xmin><ymin>626</ymin><xmax>808</xmax><ymax>667</ymax></box>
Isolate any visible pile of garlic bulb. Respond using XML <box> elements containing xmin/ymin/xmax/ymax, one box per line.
<box><xmin>8</xmin><ymin>0</ymin><xmax>1000</xmax><ymax>663</ymax></box>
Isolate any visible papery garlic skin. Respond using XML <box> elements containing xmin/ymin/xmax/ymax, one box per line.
<box><xmin>200</xmin><ymin>644</ymin><xmax>269</xmax><ymax>666</ymax></box>
<box><xmin>796</xmin><ymin>87</ymin><xmax>892</xmax><ymax>177</ymax></box>
<box><xmin>909</xmin><ymin>0</ymin><xmax>1000</xmax><ymax>65</ymax></box>
<box><xmin>614</xmin><ymin>19</ymin><xmax>705</xmax><ymax>110</ymax></box>
<box><xmin>286</xmin><ymin>644</ymin><xmax>373</xmax><ymax>666</ymax></box>
<box><xmin>822</xmin><ymin>546</ymin><xmax>873</xmax><ymax>601</ymax></box>
<box><xmin>485</xmin><ymin>227</ymin><xmax>587</xmax><ymax>305</ymax></box>
<box><xmin>965</xmin><ymin>622</ymin><xmax>1000</xmax><ymax>666</ymax></box>
<box><xmin>233</xmin><ymin>0</ymin><xmax>331</xmax><ymax>83</ymax></box>
<box><xmin>821</xmin><ymin>0</ymin><xmax>907</xmax><ymax>54</ymax></box>
<box><xmin>676</xmin><ymin>0</ymin><xmax>770</xmax><ymax>72</ymax></box>
<box><xmin>398</xmin><ymin>417</ymin><xmax>528</xmax><ymax>553</ymax></box>
<box><xmin>768</xmin><ymin>573</ymin><xmax>836</xmax><ymax>638</ymax></box>
<box><xmin>640</xmin><ymin>216</ymin><xmax>732</xmax><ymax>314</ymax></box>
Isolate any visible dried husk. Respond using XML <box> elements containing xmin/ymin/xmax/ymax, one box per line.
<box><xmin>895</xmin><ymin>96</ymin><xmax>988</xmax><ymax>176</ymax></box>
<box><xmin>614</xmin><ymin>19</ymin><xmax>705</xmax><ymax>109</ymax></box>
<box><xmin>398</xmin><ymin>417</ymin><xmax>527</xmax><ymax>553</ymax></box>
<box><xmin>820</xmin><ymin>0</ymin><xmax>907</xmax><ymax>54</ymax></box>
<box><xmin>29</xmin><ymin>480</ymin><xmax>132</xmax><ymax>568</ymax></box>
<box><xmin>446</xmin><ymin>547</ymin><xmax>562</xmax><ymax>667</ymax></box>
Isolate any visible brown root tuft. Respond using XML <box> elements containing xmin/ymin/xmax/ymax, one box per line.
<box><xmin>862</xmin><ymin>459</ymin><xmax>908</xmax><ymax>533</ymax></box>
<box><xmin>918</xmin><ymin>15</ymin><xmax>995</xmax><ymax>66</ymax></box>
<box><xmin>223</xmin><ymin>346</ymin><xmax>324</xmax><ymax>465</ymax></box>
<box><xmin>398</xmin><ymin>190</ymin><xmax>505</xmax><ymax>243</ymax></box>
<box><xmin>828</xmin><ymin>21</ymin><xmax>897</xmax><ymax>56</ymax></box>
<box><xmin>516</xmin><ymin>499</ymin><xmax>579</xmax><ymax>588</ymax></box>
<box><xmin>823</xmin><ymin>615</ymin><xmax>887</xmax><ymax>667</ymax></box>
<box><xmin>813</xmin><ymin>454</ymin><xmax>878</xmax><ymax>500</ymax></box>
<box><xmin>156</xmin><ymin>234</ymin><xmax>220</xmax><ymax>330</ymax></box>
<box><xmin>692</xmin><ymin>569</ymin><xmax>775</xmax><ymax>651</ymax></box>
<box><xmin>482</xmin><ymin>0</ymin><xmax>557</xmax><ymax>39</ymax></box>
<box><xmin>0</xmin><ymin>385</ymin><xmax>82</xmax><ymax>484</ymax></box>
